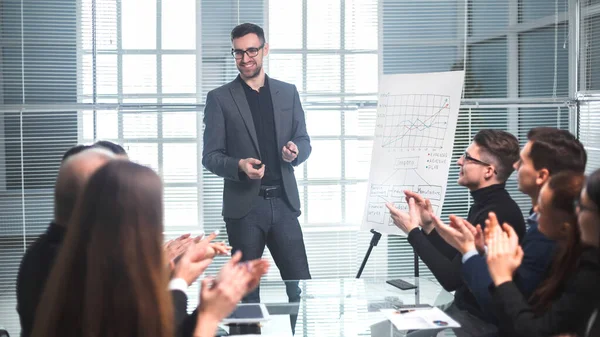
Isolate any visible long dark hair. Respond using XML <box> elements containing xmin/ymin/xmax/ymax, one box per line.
<box><xmin>530</xmin><ymin>171</ymin><xmax>584</xmax><ymax>313</ymax></box>
<box><xmin>31</xmin><ymin>160</ymin><xmax>172</xmax><ymax>337</ymax></box>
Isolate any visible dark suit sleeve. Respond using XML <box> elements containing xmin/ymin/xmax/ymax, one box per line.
<box><xmin>461</xmin><ymin>233</ymin><xmax>555</xmax><ymax>325</ymax></box>
<box><xmin>513</xmin><ymin>226</ymin><xmax>556</xmax><ymax>299</ymax></box>
<box><xmin>172</xmin><ymin>290</ymin><xmax>189</xmax><ymax>328</ymax></box>
<box><xmin>461</xmin><ymin>220</ymin><xmax>555</xmax><ymax>324</ymax></box>
<box><xmin>201</xmin><ymin>91</ymin><xmax>243</xmax><ymax>181</ymax></box>
<box><xmin>172</xmin><ymin>289</ymin><xmax>199</xmax><ymax>337</ymax></box>
<box><xmin>290</xmin><ymin>85</ymin><xmax>311</xmax><ymax>166</ymax></box>
<box><xmin>491</xmin><ymin>278</ymin><xmax>596</xmax><ymax>337</ymax></box>
<box><xmin>457</xmin><ymin>209</ymin><xmax>500</xmax><ymax>323</ymax></box>
<box><xmin>407</xmin><ymin>228</ymin><xmax>463</xmax><ymax>291</ymax></box>
<box><xmin>461</xmin><ymin>254</ymin><xmax>497</xmax><ymax>323</ymax></box>
<box><xmin>424</xmin><ymin>229</ymin><xmax>458</xmax><ymax>261</ymax></box>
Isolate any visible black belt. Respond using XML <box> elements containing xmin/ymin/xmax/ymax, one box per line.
<box><xmin>259</xmin><ymin>185</ymin><xmax>282</xmax><ymax>199</ymax></box>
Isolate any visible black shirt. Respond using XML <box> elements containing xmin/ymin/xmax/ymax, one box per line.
<box><xmin>407</xmin><ymin>183</ymin><xmax>526</xmax><ymax>322</ymax></box>
<box><xmin>239</xmin><ymin>75</ymin><xmax>282</xmax><ymax>186</ymax></box>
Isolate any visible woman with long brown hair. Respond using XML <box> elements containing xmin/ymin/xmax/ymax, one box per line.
<box><xmin>31</xmin><ymin>160</ymin><xmax>267</xmax><ymax>337</ymax></box>
<box><xmin>528</xmin><ymin>171</ymin><xmax>584</xmax><ymax>312</ymax></box>
<box><xmin>31</xmin><ymin>160</ymin><xmax>173</xmax><ymax>337</ymax></box>
<box><xmin>486</xmin><ymin>169</ymin><xmax>600</xmax><ymax>336</ymax></box>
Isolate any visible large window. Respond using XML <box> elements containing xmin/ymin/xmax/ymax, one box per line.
<box><xmin>79</xmin><ymin>0</ymin><xmax>201</xmax><ymax>231</ymax></box>
<box><xmin>264</xmin><ymin>0</ymin><xmax>383</xmax><ymax>278</ymax></box>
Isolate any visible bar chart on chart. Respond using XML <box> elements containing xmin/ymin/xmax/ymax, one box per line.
<box><xmin>379</xmin><ymin>94</ymin><xmax>450</xmax><ymax>150</ymax></box>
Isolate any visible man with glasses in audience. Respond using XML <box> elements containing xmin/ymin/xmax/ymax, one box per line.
<box><xmin>447</xmin><ymin>127</ymin><xmax>587</xmax><ymax>334</ymax></box>
<box><xmin>202</xmin><ymin>22</ymin><xmax>311</xmax><ymax>334</ymax></box>
<box><xmin>387</xmin><ymin>129</ymin><xmax>526</xmax><ymax>335</ymax></box>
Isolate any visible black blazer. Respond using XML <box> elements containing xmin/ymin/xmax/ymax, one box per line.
<box><xmin>172</xmin><ymin>290</ymin><xmax>196</xmax><ymax>337</ymax></box>
<box><xmin>202</xmin><ymin>76</ymin><xmax>311</xmax><ymax>219</ymax></box>
<box><xmin>16</xmin><ymin>222</ymin><xmax>65</xmax><ymax>337</ymax></box>
<box><xmin>491</xmin><ymin>246</ymin><xmax>600</xmax><ymax>337</ymax></box>
<box><xmin>17</xmin><ymin>222</ymin><xmax>199</xmax><ymax>337</ymax></box>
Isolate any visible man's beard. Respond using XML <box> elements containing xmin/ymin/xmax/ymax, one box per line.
<box><xmin>238</xmin><ymin>63</ymin><xmax>262</xmax><ymax>79</ymax></box>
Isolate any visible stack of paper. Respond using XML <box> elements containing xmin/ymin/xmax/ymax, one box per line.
<box><xmin>380</xmin><ymin>307</ymin><xmax>461</xmax><ymax>330</ymax></box>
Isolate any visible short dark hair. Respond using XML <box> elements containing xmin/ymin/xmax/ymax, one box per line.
<box><xmin>230</xmin><ymin>23</ymin><xmax>265</xmax><ymax>44</ymax></box>
<box><xmin>93</xmin><ymin>140</ymin><xmax>127</xmax><ymax>156</ymax></box>
<box><xmin>527</xmin><ymin>127</ymin><xmax>586</xmax><ymax>175</ymax></box>
<box><xmin>61</xmin><ymin>145</ymin><xmax>91</xmax><ymax>163</ymax></box>
<box><xmin>473</xmin><ymin>129</ymin><xmax>520</xmax><ymax>181</ymax></box>
<box><xmin>586</xmin><ymin>168</ymin><xmax>600</xmax><ymax>210</ymax></box>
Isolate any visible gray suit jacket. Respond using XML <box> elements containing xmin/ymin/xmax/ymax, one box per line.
<box><xmin>202</xmin><ymin>76</ymin><xmax>311</xmax><ymax>219</ymax></box>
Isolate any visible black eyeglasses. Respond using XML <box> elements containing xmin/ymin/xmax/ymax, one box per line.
<box><xmin>231</xmin><ymin>44</ymin><xmax>265</xmax><ymax>60</ymax></box>
<box><xmin>462</xmin><ymin>152</ymin><xmax>498</xmax><ymax>174</ymax></box>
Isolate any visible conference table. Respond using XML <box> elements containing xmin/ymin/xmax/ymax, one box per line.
<box><xmin>224</xmin><ymin>277</ymin><xmax>456</xmax><ymax>337</ymax></box>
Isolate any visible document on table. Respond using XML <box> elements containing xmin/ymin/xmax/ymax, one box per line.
<box><xmin>380</xmin><ymin>307</ymin><xmax>461</xmax><ymax>330</ymax></box>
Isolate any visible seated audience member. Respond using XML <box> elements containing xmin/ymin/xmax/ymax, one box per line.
<box><xmin>441</xmin><ymin>127</ymin><xmax>587</xmax><ymax>323</ymax></box>
<box><xmin>387</xmin><ymin>130</ymin><xmax>525</xmax><ymax>325</ymax></box>
<box><xmin>30</xmin><ymin>160</ymin><xmax>269</xmax><ymax>337</ymax></box>
<box><xmin>485</xmin><ymin>169</ymin><xmax>600</xmax><ymax>337</ymax></box>
<box><xmin>16</xmin><ymin>147</ymin><xmax>115</xmax><ymax>337</ymax></box>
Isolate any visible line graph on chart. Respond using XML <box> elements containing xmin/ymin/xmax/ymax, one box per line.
<box><xmin>378</xmin><ymin>94</ymin><xmax>450</xmax><ymax>149</ymax></box>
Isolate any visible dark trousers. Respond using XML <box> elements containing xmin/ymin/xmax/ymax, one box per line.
<box><xmin>224</xmin><ymin>195</ymin><xmax>311</xmax><ymax>335</ymax></box>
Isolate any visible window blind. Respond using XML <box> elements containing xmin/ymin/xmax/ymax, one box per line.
<box><xmin>580</xmin><ymin>1</ymin><xmax>600</xmax><ymax>174</ymax></box>
<box><xmin>0</xmin><ymin>0</ymin><xmax>577</xmax><ymax>334</ymax></box>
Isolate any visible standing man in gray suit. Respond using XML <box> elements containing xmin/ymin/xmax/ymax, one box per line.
<box><xmin>202</xmin><ymin>23</ymin><xmax>311</xmax><ymax>312</ymax></box>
